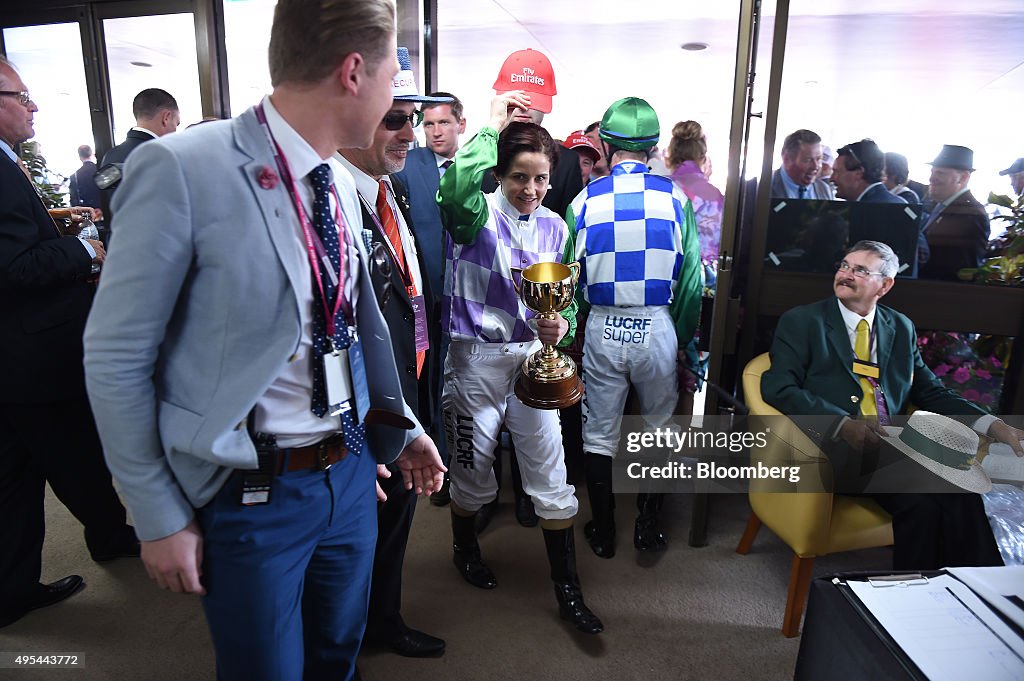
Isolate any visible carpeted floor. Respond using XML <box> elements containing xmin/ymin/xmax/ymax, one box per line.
<box><xmin>2</xmin><ymin>485</ymin><xmax>891</xmax><ymax>680</ymax></box>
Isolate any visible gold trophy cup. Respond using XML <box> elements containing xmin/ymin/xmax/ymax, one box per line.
<box><xmin>512</xmin><ymin>261</ymin><xmax>585</xmax><ymax>409</ymax></box>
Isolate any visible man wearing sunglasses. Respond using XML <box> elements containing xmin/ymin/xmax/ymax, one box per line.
<box><xmin>336</xmin><ymin>46</ymin><xmax>448</xmax><ymax>660</ymax></box>
<box><xmin>832</xmin><ymin>140</ymin><xmax>906</xmax><ymax>205</ymax></box>
<box><xmin>762</xmin><ymin>240</ymin><xmax>1022</xmax><ymax>571</ymax></box>
<box><xmin>0</xmin><ymin>57</ymin><xmax>138</xmax><ymax>630</ymax></box>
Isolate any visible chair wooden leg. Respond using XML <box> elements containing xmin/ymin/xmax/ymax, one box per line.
<box><xmin>735</xmin><ymin>512</ymin><xmax>762</xmax><ymax>555</ymax></box>
<box><xmin>782</xmin><ymin>555</ymin><xmax>815</xmax><ymax>638</ymax></box>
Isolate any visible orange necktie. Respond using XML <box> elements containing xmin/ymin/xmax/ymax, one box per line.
<box><xmin>376</xmin><ymin>180</ymin><xmax>424</xmax><ymax>378</ymax></box>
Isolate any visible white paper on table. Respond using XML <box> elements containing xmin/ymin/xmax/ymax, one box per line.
<box><xmin>980</xmin><ymin>442</ymin><xmax>1024</xmax><ymax>483</ymax></box>
<box><xmin>947</xmin><ymin>566</ymin><xmax>1024</xmax><ymax>630</ymax></box>
<box><xmin>846</xmin><ymin>574</ymin><xmax>1024</xmax><ymax>681</ymax></box>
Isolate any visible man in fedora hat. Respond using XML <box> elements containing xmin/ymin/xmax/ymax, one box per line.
<box><xmin>762</xmin><ymin>240</ymin><xmax>1023</xmax><ymax>570</ymax></box>
<box><xmin>999</xmin><ymin>157</ymin><xmax>1024</xmax><ymax>197</ymax></box>
<box><xmin>919</xmin><ymin>144</ymin><xmax>990</xmax><ymax>280</ymax></box>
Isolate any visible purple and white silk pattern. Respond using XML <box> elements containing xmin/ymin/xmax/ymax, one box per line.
<box><xmin>442</xmin><ymin>192</ymin><xmax>568</xmax><ymax>343</ymax></box>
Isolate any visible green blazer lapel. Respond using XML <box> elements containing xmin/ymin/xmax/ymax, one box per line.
<box><xmin>874</xmin><ymin>306</ymin><xmax>897</xmax><ymax>413</ymax></box>
<box><xmin>824</xmin><ymin>299</ymin><xmax>856</xmax><ymax>379</ymax></box>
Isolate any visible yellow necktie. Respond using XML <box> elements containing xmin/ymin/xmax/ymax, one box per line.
<box><xmin>855</xmin><ymin>319</ymin><xmax>877</xmax><ymax>419</ymax></box>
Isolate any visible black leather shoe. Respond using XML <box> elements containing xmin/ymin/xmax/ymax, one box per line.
<box><xmin>88</xmin><ymin>526</ymin><xmax>141</xmax><ymax>563</ymax></box>
<box><xmin>474</xmin><ymin>499</ymin><xmax>498</xmax><ymax>534</ymax></box>
<box><xmin>384</xmin><ymin>628</ymin><xmax>446</xmax><ymax>657</ymax></box>
<box><xmin>554</xmin><ymin>582</ymin><xmax>604</xmax><ymax>635</ymax></box>
<box><xmin>453</xmin><ymin>546</ymin><xmax>497</xmax><ymax>589</ymax></box>
<box><xmin>584</xmin><ymin>520</ymin><xmax>616</xmax><ymax>559</ymax></box>
<box><xmin>515</xmin><ymin>495</ymin><xmax>538</xmax><ymax>527</ymax></box>
<box><xmin>429</xmin><ymin>476</ymin><xmax>451</xmax><ymax>507</ymax></box>
<box><xmin>1</xmin><ymin>575</ymin><xmax>87</xmax><ymax>628</ymax></box>
<box><xmin>31</xmin><ymin>576</ymin><xmax>86</xmax><ymax>611</ymax></box>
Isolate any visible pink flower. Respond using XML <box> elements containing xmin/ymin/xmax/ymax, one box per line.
<box><xmin>992</xmin><ymin>357</ymin><xmax>1003</xmax><ymax>368</ymax></box>
<box><xmin>962</xmin><ymin>389</ymin><xmax>980</xmax><ymax>402</ymax></box>
<box><xmin>257</xmin><ymin>166</ymin><xmax>279</xmax><ymax>190</ymax></box>
<box><xmin>975</xmin><ymin>369</ymin><xmax>992</xmax><ymax>380</ymax></box>
<box><xmin>933</xmin><ymin>363</ymin><xmax>951</xmax><ymax>377</ymax></box>
<box><xmin>951</xmin><ymin>367</ymin><xmax>971</xmax><ymax>384</ymax></box>
<box><xmin>979</xmin><ymin>393</ymin><xmax>994</xmax><ymax>405</ymax></box>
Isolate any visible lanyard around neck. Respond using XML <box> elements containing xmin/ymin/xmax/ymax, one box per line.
<box><xmin>254</xmin><ymin>102</ymin><xmax>352</xmax><ymax>335</ymax></box>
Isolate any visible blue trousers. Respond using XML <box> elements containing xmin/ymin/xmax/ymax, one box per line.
<box><xmin>198</xmin><ymin>447</ymin><xmax>377</xmax><ymax>681</ymax></box>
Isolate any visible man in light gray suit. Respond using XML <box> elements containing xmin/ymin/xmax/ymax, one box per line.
<box><xmin>83</xmin><ymin>2</ymin><xmax>444</xmax><ymax>680</ymax></box>
<box><xmin>770</xmin><ymin>128</ymin><xmax>835</xmax><ymax>200</ymax></box>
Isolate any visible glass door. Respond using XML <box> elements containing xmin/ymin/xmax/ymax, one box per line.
<box><xmin>100</xmin><ymin>12</ymin><xmax>203</xmax><ymax>143</ymax></box>
<box><xmin>3</xmin><ymin>22</ymin><xmax>94</xmax><ymax>186</ymax></box>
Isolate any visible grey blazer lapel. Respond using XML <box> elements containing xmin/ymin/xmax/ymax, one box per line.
<box><xmin>233</xmin><ymin>109</ymin><xmax>309</xmax><ymax>319</ymax></box>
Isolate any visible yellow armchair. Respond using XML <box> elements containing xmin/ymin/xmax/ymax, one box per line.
<box><xmin>735</xmin><ymin>353</ymin><xmax>893</xmax><ymax>637</ymax></box>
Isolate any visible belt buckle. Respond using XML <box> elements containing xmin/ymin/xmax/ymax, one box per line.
<box><xmin>316</xmin><ymin>442</ymin><xmax>332</xmax><ymax>471</ymax></box>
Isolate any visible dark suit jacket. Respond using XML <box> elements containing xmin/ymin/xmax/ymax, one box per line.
<box><xmin>769</xmin><ymin>168</ymin><xmax>834</xmax><ymax>200</ymax></box>
<box><xmin>393</xmin><ymin>146</ymin><xmax>446</xmax><ymax>297</ymax></box>
<box><xmin>99</xmin><ymin>129</ymin><xmax>157</xmax><ymax>229</ymax></box>
<box><xmin>0</xmin><ymin>151</ymin><xmax>94</xmax><ymax>404</ymax></box>
<box><xmin>859</xmin><ymin>183</ymin><xmax>906</xmax><ymax>204</ymax></box>
<box><xmin>480</xmin><ymin>142</ymin><xmax>584</xmax><ymax>220</ymax></box>
<box><xmin>920</xmin><ymin>190</ymin><xmax>990</xmax><ymax>281</ymax></box>
<box><xmin>859</xmin><ymin>183</ymin><xmax>927</xmax><ymax>276</ymax></box>
<box><xmin>895</xmin><ymin>187</ymin><xmax>920</xmax><ymax>204</ymax></box>
<box><xmin>762</xmin><ymin>298</ymin><xmax>984</xmax><ymax>436</ymax></box>
<box><xmin>360</xmin><ymin>175</ymin><xmax>436</xmax><ymax>429</ymax></box>
<box><xmin>69</xmin><ymin>160</ymin><xmax>101</xmax><ymax>209</ymax></box>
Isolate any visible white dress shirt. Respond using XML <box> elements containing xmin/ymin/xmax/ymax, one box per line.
<box><xmin>253</xmin><ymin>96</ymin><xmax>362</xmax><ymax>447</ymax></box>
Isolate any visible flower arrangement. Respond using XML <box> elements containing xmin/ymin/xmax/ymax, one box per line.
<box><xmin>958</xmin><ymin>192</ymin><xmax>1024</xmax><ymax>286</ymax></box>
<box><xmin>918</xmin><ymin>331</ymin><xmax>1011</xmax><ymax>414</ymax></box>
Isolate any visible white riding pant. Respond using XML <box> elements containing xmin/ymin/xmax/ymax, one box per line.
<box><xmin>441</xmin><ymin>340</ymin><xmax>578</xmax><ymax>519</ymax></box>
<box><xmin>581</xmin><ymin>306</ymin><xmax>679</xmax><ymax>458</ymax></box>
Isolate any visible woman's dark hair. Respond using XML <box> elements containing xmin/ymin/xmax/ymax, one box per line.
<box><xmin>495</xmin><ymin>122</ymin><xmax>558</xmax><ymax>178</ymax></box>
<box><xmin>884</xmin><ymin>152</ymin><xmax>910</xmax><ymax>185</ymax></box>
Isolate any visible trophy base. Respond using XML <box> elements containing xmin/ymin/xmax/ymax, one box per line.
<box><xmin>514</xmin><ymin>372</ymin><xmax>584</xmax><ymax>410</ymax></box>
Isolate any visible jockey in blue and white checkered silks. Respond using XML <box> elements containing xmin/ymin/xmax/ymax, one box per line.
<box><xmin>567</xmin><ymin>97</ymin><xmax>703</xmax><ymax>557</ymax></box>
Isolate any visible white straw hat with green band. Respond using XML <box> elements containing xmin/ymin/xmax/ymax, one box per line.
<box><xmin>881</xmin><ymin>411</ymin><xmax>992</xmax><ymax>494</ymax></box>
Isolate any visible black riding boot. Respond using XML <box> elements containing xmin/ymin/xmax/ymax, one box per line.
<box><xmin>542</xmin><ymin>526</ymin><xmax>604</xmax><ymax>634</ymax></box>
<box><xmin>634</xmin><ymin>492</ymin><xmax>668</xmax><ymax>551</ymax></box>
<box><xmin>451</xmin><ymin>509</ymin><xmax>497</xmax><ymax>589</ymax></box>
<box><xmin>583</xmin><ymin>453</ymin><xmax>616</xmax><ymax>558</ymax></box>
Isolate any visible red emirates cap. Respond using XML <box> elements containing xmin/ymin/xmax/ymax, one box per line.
<box><xmin>562</xmin><ymin>130</ymin><xmax>600</xmax><ymax>163</ymax></box>
<box><xmin>492</xmin><ymin>48</ymin><xmax>557</xmax><ymax>113</ymax></box>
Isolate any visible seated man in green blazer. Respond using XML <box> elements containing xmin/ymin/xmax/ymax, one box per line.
<box><xmin>761</xmin><ymin>240</ymin><xmax>1023</xmax><ymax>570</ymax></box>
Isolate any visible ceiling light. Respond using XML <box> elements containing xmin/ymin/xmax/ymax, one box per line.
<box><xmin>681</xmin><ymin>42</ymin><xmax>708</xmax><ymax>51</ymax></box>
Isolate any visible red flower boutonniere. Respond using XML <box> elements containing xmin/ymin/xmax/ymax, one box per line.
<box><xmin>257</xmin><ymin>166</ymin><xmax>279</xmax><ymax>190</ymax></box>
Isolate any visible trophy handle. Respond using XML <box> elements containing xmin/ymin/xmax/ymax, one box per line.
<box><xmin>567</xmin><ymin>261</ymin><xmax>580</xmax><ymax>288</ymax></box>
<box><xmin>510</xmin><ymin>266</ymin><xmax>523</xmax><ymax>294</ymax></box>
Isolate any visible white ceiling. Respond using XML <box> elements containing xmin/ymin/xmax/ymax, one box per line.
<box><xmin>436</xmin><ymin>0</ymin><xmax>1024</xmax><ymax>194</ymax></box>
<box><xmin>3</xmin><ymin>0</ymin><xmax>1022</xmax><ymax>197</ymax></box>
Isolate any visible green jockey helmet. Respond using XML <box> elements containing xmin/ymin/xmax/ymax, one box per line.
<box><xmin>599</xmin><ymin>97</ymin><xmax>660</xmax><ymax>152</ymax></box>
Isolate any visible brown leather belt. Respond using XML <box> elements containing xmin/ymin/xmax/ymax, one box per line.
<box><xmin>274</xmin><ymin>435</ymin><xmax>348</xmax><ymax>474</ymax></box>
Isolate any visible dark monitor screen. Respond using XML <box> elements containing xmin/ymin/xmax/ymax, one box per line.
<box><xmin>764</xmin><ymin>199</ymin><xmax>923</xmax><ymax>277</ymax></box>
